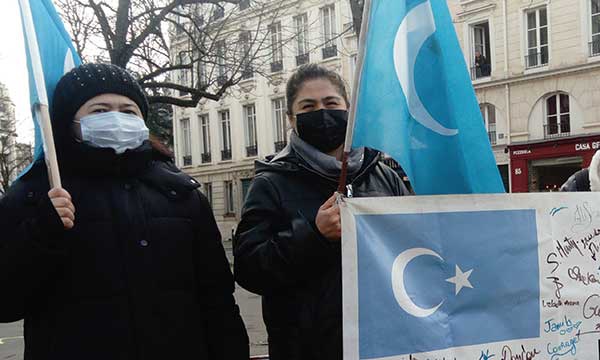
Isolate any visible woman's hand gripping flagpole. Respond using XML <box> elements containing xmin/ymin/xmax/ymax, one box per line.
<box><xmin>337</xmin><ymin>0</ymin><xmax>373</xmax><ymax>194</ymax></box>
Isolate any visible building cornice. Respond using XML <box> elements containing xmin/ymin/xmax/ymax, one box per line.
<box><xmin>456</xmin><ymin>3</ymin><xmax>497</xmax><ymax>18</ymax></box>
<box><xmin>473</xmin><ymin>62</ymin><xmax>600</xmax><ymax>90</ymax></box>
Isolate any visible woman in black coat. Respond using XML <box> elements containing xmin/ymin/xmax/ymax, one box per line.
<box><xmin>233</xmin><ymin>64</ymin><xmax>409</xmax><ymax>360</ymax></box>
<box><xmin>0</xmin><ymin>63</ymin><xmax>248</xmax><ymax>360</ymax></box>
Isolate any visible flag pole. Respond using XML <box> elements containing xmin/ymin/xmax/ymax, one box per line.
<box><xmin>337</xmin><ymin>0</ymin><xmax>373</xmax><ymax>194</ymax></box>
<box><xmin>19</xmin><ymin>0</ymin><xmax>62</xmax><ymax>188</ymax></box>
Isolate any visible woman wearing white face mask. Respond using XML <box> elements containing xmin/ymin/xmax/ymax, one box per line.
<box><xmin>0</xmin><ymin>63</ymin><xmax>249</xmax><ymax>359</ymax></box>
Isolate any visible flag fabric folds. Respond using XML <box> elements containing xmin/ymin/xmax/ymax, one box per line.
<box><xmin>350</xmin><ymin>0</ymin><xmax>505</xmax><ymax>195</ymax></box>
<box><xmin>18</xmin><ymin>0</ymin><xmax>81</xmax><ymax>161</ymax></box>
<box><xmin>341</xmin><ymin>193</ymin><xmax>600</xmax><ymax>360</ymax></box>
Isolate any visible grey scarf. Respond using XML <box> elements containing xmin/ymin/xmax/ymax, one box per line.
<box><xmin>290</xmin><ymin>131</ymin><xmax>365</xmax><ymax>179</ymax></box>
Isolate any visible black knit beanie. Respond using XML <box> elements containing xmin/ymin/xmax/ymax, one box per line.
<box><xmin>51</xmin><ymin>63</ymin><xmax>149</xmax><ymax>124</ymax></box>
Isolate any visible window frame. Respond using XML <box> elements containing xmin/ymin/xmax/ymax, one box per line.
<box><xmin>199</xmin><ymin>114</ymin><xmax>211</xmax><ymax>162</ymax></box>
<box><xmin>219</xmin><ymin>110</ymin><xmax>232</xmax><ymax>160</ymax></box>
<box><xmin>180</xmin><ymin>118</ymin><xmax>192</xmax><ymax>166</ymax></box>
<box><xmin>243</xmin><ymin>103</ymin><xmax>258</xmax><ymax>153</ymax></box>
<box><xmin>524</xmin><ymin>6</ymin><xmax>549</xmax><ymax>69</ymax></box>
<box><xmin>294</xmin><ymin>13</ymin><xmax>309</xmax><ymax>56</ymax></box>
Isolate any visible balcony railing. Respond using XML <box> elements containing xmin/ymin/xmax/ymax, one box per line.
<box><xmin>201</xmin><ymin>152</ymin><xmax>211</xmax><ymax>164</ymax></box>
<box><xmin>217</xmin><ymin>74</ymin><xmax>228</xmax><ymax>86</ymax></box>
<box><xmin>525</xmin><ymin>51</ymin><xmax>548</xmax><ymax>69</ymax></box>
<box><xmin>590</xmin><ymin>40</ymin><xmax>600</xmax><ymax>57</ymax></box>
<box><xmin>246</xmin><ymin>145</ymin><xmax>258</xmax><ymax>157</ymax></box>
<box><xmin>470</xmin><ymin>65</ymin><xmax>491</xmax><ymax>80</ymax></box>
<box><xmin>241</xmin><ymin>66</ymin><xmax>254</xmax><ymax>80</ymax></box>
<box><xmin>182</xmin><ymin>155</ymin><xmax>192</xmax><ymax>166</ymax></box>
<box><xmin>221</xmin><ymin>149</ymin><xmax>232</xmax><ymax>161</ymax></box>
<box><xmin>322</xmin><ymin>45</ymin><xmax>338</xmax><ymax>59</ymax></box>
<box><xmin>274</xmin><ymin>140</ymin><xmax>287</xmax><ymax>152</ymax></box>
<box><xmin>544</xmin><ymin>123</ymin><xmax>570</xmax><ymax>139</ymax></box>
<box><xmin>296</xmin><ymin>53</ymin><xmax>310</xmax><ymax>66</ymax></box>
<box><xmin>270</xmin><ymin>60</ymin><xmax>283</xmax><ymax>73</ymax></box>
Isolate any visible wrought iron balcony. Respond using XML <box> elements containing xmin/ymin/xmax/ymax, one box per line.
<box><xmin>274</xmin><ymin>140</ymin><xmax>287</xmax><ymax>152</ymax></box>
<box><xmin>322</xmin><ymin>45</ymin><xmax>338</xmax><ymax>59</ymax></box>
<box><xmin>270</xmin><ymin>60</ymin><xmax>283</xmax><ymax>73</ymax></box>
<box><xmin>246</xmin><ymin>145</ymin><xmax>258</xmax><ymax>157</ymax></box>
<box><xmin>182</xmin><ymin>155</ymin><xmax>192</xmax><ymax>166</ymax></box>
<box><xmin>221</xmin><ymin>149</ymin><xmax>232</xmax><ymax>161</ymax></box>
<box><xmin>525</xmin><ymin>51</ymin><xmax>548</xmax><ymax>69</ymax></box>
<box><xmin>201</xmin><ymin>152</ymin><xmax>211</xmax><ymax>164</ymax></box>
<box><xmin>544</xmin><ymin>123</ymin><xmax>570</xmax><ymax>139</ymax></box>
<box><xmin>241</xmin><ymin>66</ymin><xmax>254</xmax><ymax>80</ymax></box>
<box><xmin>590</xmin><ymin>40</ymin><xmax>600</xmax><ymax>57</ymax></box>
<box><xmin>296</xmin><ymin>53</ymin><xmax>310</xmax><ymax>67</ymax></box>
<box><xmin>470</xmin><ymin>65</ymin><xmax>491</xmax><ymax>80</ymax></box>
<box><xmin>216</xmin><ymin>74</ymin><xmax>228</xmax><ymax>86</ymax></box>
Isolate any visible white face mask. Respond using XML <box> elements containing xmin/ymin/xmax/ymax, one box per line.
<box><xmin>77</xmin><ymin>111</ymin><xmax>149</xmax><ymax>154</ymax></box>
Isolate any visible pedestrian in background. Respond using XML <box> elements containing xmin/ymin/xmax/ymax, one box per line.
<box><xmin>560</xmin><ymin>150</ymin><xmax>600</xmax><ymax>191</ymax></box>
<box><xmin>0</xmin><ymin>63</ymin><xmax>249</xmax><ymax>360</ymax></box>
<box><xmin>234</xmin><ymin>63</ymin><xmax>409</xmax><ymax>360</ymax></box>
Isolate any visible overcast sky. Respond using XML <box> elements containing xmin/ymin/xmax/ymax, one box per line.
<box><xmin>0</xmin><ymin>1</ymin><xmax>34</xmax><ymax>144</ymax></box>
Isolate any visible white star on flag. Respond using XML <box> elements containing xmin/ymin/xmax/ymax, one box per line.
<box><xmin>446</xmin><ymin>265</ymin><xmax>474</xmax><ymax>295</ymax></box>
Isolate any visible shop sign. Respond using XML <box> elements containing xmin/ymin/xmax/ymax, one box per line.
<box><xmin>512</xmin><ymin>150</ymin><xmax>531</xmax><ymax>156</ymax></box>
<box><xmin>575</xmin><ymin>141</ymin><xmax>600</xmax><ymax>151</ymax></box>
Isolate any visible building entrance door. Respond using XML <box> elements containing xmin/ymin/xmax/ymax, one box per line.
<box><xmin>529</xmin><ymin>157</ymin><xmax>582</xmax><ymax>192</ymax></box>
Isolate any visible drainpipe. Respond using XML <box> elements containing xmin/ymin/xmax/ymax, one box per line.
<box><xmin>503</xmin><ymin>0</ymin><xmax>513</xmax><ymax>192</ymax></box>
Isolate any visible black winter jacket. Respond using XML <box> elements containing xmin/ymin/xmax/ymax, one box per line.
<box><xmin>0</xmin><ymin>143</ymin><xmax>249</xmax><ymax>360</ymax></box>
<box><xmin>233</xmin><ymin>146</ymin><xmax>408</xmax><ymax>360</ymax></box>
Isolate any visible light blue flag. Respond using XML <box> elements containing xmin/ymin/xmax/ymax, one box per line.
<box><xmin>355</xmin><ymin>210</ymin><xmax>540</xmax><ymax>358</ymax></box>
<box><xmin>18</xmin><ymin>0</ymin><xmax>81</xmax><ymax>163</ymax></box>
<box><xmin>351</xmin><ymin>0</ymin><xmax>504</xmax><ymax>195</ymax></box>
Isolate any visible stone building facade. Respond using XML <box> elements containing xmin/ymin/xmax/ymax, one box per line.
<box><xmin>171</xmin><ymin>0</ymin><xmax>358</xmax><ymax>235</ymax></box>
<box><xmin>452</xmin><ymin>0</ymin><xmax>600</xmax><ymax>192</ymax></box>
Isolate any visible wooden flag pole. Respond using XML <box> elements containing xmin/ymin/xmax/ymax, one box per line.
<box><xmin>19</xmin><ymin>0</ymin><xmax>62</xmax><ymax>188</ymax></box>
<box><xmin>36</xmin><ymin>104</ymin><xmax>61</xmax><ymax>188</ymax></box>
<box><xmin>337</xmin><ymin>0</ymin><xmax>373</xmax><ymax>194</ymax></box>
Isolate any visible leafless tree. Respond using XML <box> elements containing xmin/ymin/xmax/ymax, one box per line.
<box><xmin>0</xmin><ymin>120</ymin><xmax>33</xmax><ymax>195</ymax></box>
<box><xmin>55</xmin><ymin>0</ymin><xmax>293</xmax><ymax>108</ymax></box>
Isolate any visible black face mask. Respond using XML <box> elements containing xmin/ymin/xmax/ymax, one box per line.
<box><xmin>296</xmin><ymin>109</ymin><xmax>348</xmax><ymax>153</ymax></box>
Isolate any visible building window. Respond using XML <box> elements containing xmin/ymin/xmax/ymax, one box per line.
<box><xmin>216</xmin><ymin>40</ymin><xmax>227</xmax><ymax>85</ymax></box>
<box><xmin>224</xmin><ymin>180</ymin><xmax>235</xmax><ymax>214</ymax></box>
<box><xmin>196</xmin><ymin>58</ymin><xmax>209</xmax><ymax>88</ymax></box>
<box><xmin>239</xmin><ymin>0</ymin><xmax>250</xmax><ymax>11</ymax></box>
<box><xmin>180</xmin><ymin>118</ymin><xmax>192</xmax><ymax>166</ymax></box>
<box><xmin>294</xmin><ymin>14</ymin><xmax>310</xmax><ymax>66</ymax></box>
<box><xmin>525</xmin><ymin>7</ymin><xmax>549</xmax><ymax>69</ymax></box>
<box><xmin>239</xmin><ymin>31</ymin><xmax>253</xmax><ymax>79</ymax></box>
<box><xmin>219</xmin><ymin>110</ymin><xmax>232</xmax><ymax>160</ymax></box>
<box><xmin>270</xmin><ymin>22</ymin><xmax>284</xmax><ymax>72</ymax></box>
<box><xmin>204</xmin><ymin>182</ymin><xmax>213</xmax><ymax>207</ymax></box>
<box><xmin>470</xmin><ymin>22</ymin><xmax>491</xmax><ymax>79</ymax></box>
<box><xmin>479</xmin><ymin>103</ymin><xmax>497</xmax><ymax>145</ymax></box>
<box><xmin>590</xmin><ymin>0</ymin><xmax>600</xmax><ymax>56</ymax></box>
<box><xmin>177</xmin><ymin>51</ymin><xmax>192</xmax><ymax>95</ymax></box>
<box><xmin>544</xmin><ymin>93</ymin><xmax>570</xmax><ymax>139</ymax></box>
<box><xmin>244</xmin><ymin>104</ymin><xmax>258</xmax><ymax>157</ymax></box>
<box><xmin>321</xmin><ymin>5</ymin><xmax>338</xmax><ymax>59</ymax></box>
<box><xmin>272</xmin><ymin>98</ymin><xmax>287</xmax><ymax>152</ymax></box>
<box><xmin>241</xmin><ymin>178</ymin><xmax>252</xmax><ymax>203</ymax></box>
<box><xmin>199</xmin><ymin>114</ymin><xmax>211</xmax><ymax>163</ymax></box>
<box><xmin>213</xmin><ymin>6</ymin><xmax>224</xmax><ymax>20</ymax></box>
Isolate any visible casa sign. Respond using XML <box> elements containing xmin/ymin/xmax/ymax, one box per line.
<box><xmin>575</xmin><ymin>141</ymin><xmax>600</xmax><ymax>151</ymax></box>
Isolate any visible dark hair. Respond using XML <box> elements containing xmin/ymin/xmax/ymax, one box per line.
<box><xmin>285</xmin><ymin>63</ymin><xmax>349</xmax><ymax>115</ymax></box>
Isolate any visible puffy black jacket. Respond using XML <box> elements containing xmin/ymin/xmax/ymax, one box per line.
<box><xmin>560</xmin><ymin>168</ymin><xmax>590</xmax><ymax>191</ymax></box>
<box><xmin>233</xmin><ymin>146</ymin><xmax>408</xmax><ymax>360</ymax></box>
<box><xmin>0</xmin><ymin>143</ymin><xmax>249</xmax><ymax>360</ymax></box>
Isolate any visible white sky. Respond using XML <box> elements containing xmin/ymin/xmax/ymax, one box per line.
<box><xmin>0</xmin><ymin>1</ymin><xmax>34</xmax><ymax>145</ymax></box>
